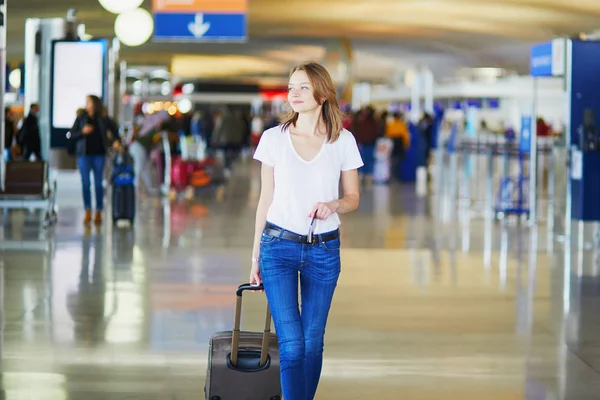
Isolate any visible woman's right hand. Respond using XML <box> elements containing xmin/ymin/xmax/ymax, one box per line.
<box><xmin>249</xmin><ymin>261</ymin><xmax>263</xmax><ymax>291</ymax></box>
<box><xmin>82</xmin><ymin>124</ymin><xmax>94</xmax><ymax>135</ymax></box>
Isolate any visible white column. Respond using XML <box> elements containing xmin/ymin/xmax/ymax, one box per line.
<box><xmin>409</xmin><ymin>69</ymin><xmax>427</xmax><ymax>196</ymax></box>
<box><xmin>24</xmin><ymin>18</ymin><xmax>41</xmax><ymax>115</ymax></box>
<box><xmin>251</xmin><ymin>98</ymin><xmax>263</xmax><ymax>116</ymax></box>
<box><xmin>0</xmin><ymin>0</ymin><xmax>6</xmax><ymax>191</ymax></box>
<box><xmin>408</xmin><ymin>69</ymin><xmax>421</xmax><ymax>124</ymax></box>
<box><xmin>351</xmin><ymin>82</ymin><xmax>371</xmax><ymax>111</ymax></box>
<box><xmin>422</xmin><ymin>68</ymin><xmax>434</xmax><ymax>114</ymax></box>
<box><xmin>118</xmin><ymin>60</ymin><xmax>127</xmax><ymax>124</ymax></box>
<box><xmin>528</xmin><ymin>78</ymin><xmax>539</xmax><ymax>225</ymax></box>
<box><xmin>107</xmin><ymin>38</ymin><xmax>120</xmax><ymax>119</ymax></box>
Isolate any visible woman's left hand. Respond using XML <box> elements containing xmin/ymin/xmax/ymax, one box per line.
<box><xmin>309</xmin><ymin>200</ymin><xmax>339</xmax><ymax>220</ymax></box>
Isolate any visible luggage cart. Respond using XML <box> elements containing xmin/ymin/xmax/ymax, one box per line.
<box><xmin>494</xmin><ymin>153</ymin><xmax>530</xmax><ymax>220</ymax></box>
<box><xmin>162</xmin><ymin>132</ymin><xmax>217</xmax><ymax>200</ymax></box>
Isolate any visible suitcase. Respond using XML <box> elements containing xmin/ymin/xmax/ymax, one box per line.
<box><xmin>111</xmin><ymin>154</ymin><xmax>136</xmax><ymax>223</ymax></box>
<box><xmin>171</xmin><ymin>156</ymin><xmax>192</xmax><ymax>191</ymax></box>
<box><xmin>205</xmin><ymin>283</ymin><xmax>281</xmax><ymax>400</ymax></box>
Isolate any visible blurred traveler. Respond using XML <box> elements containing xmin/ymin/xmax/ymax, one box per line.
<box><xmin>386</xmin><ymin>112</ymin><xmax>410</xmax><ymax>180</ymax></box>
<box><xmin>212</xmin><ymin>107</ymin><xmax>244</xmax><ymax>176</ymax></box>
<box><xmin>129</xmin><ymin>119</ymin><xmax>160</xmax><ymax>196</ymax></box>
<box><xmin>418</xmin><ymin>112</ymin><xmax>434</xmax><ymax>166</ymax></box>
<box><xmin>353</xmin><ymin>106</ymin><xmax>379</xmax><ymax>183</ymax></box>
<box><xmin>378</xmin><ymin>110</ymin><xmax>388</xmax><ymax>137</ymax></box>
<box><xmin>70</xmin><ymin>95</ymin><xmax>121</xmax><ymax>225</ymax></box>
<box><xmin>250</xmin><ymin>113</ymin><xmax>264</xmax><ymax>148</ymax></box>
<box><xmin>4</xmin><ymin>107</ymin><xmax>15</xmax><ymax>161</ymax></box>
<box><xmin>18</xmin><ymin>103</ymin><xmax>42</xmax><ymax>161</ymax></box>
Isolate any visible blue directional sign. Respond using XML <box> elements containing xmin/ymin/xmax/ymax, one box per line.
<box><xmin>153</xmin><ymin>12</ymin><xmax>247</xmax><ymax>42</ymax></box>
<box><xmin>530</xmin><ymin>42</ymin><xmax>553</xmax><ymax>76</ymax></box>
<box><xmin>520</xmin><ymin>115</ymin><xmax>532</xmax><ymax>153</ymax></box>
<box><xmin>530</xmin><ymin>38</ymin><xmax>566</xmax><ymax>77</ymax></box>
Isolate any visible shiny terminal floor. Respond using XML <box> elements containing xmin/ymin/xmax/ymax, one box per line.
<box><xmin>1</xmin><ymin>159</ymin><xmax>600</xmax><ymax>400</ymax></box>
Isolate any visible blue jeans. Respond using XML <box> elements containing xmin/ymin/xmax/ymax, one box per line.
<box><xmin>259</xmin><ymin>224</ymin><xmax>341</xmax><ymax>400</ymax></box>
<box><xmin>358</xmin><ymin>143</ymin><xmax>375</xmax><ymax>176</ymax></box>
<box><xmin>77</xmin><ymin>155</ymin><xmax>106</xmax><ymax>211</ymax></box>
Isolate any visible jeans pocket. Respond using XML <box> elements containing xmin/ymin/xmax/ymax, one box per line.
<box><xmin>260</xmin><ymin>232</ymin><xmax>278</xmax><ymax>246</ymax></box>
<box><xmin>321</xmin><ymin>237</ymin><xmax>341</xmax><ymax>251</ymax></box>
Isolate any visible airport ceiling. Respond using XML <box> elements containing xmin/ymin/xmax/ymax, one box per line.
<box><xmin>7</xmin><ymin>0</ymin><xmax>600</xmax><ymax>85</ymax></box>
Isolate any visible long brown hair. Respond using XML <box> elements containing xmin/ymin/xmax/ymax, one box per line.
<box><xmin>281</xmin><ymin>62</ymin><xmax>343</xmax><ymax>143</ymax></box>
<box><xmin>87</xmin><ymin>94</ymin><xmax>103</xmax><ymax>117</ymax></box>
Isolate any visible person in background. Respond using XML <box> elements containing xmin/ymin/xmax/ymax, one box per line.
<box><xmin>212</xmin><ymin>107</ymin><xmax>244</xmax><ymax>176</ymax></box>
<box><xmin>4</xmin><ymin>107</ymin><xmax>15</xmax><ymax>161</ymax></box>
<box><xmin>250</xmin><ymin>113</ymin><xmax>264</xmax><ymax>148</ymax></box>
<box><xmin>70</xmin><ymin>95</ymin><xmax>121</xmax><ymax>226</ymax></box>
<box><xmin>129</xmin><ymin>121</ymin><xmax>160</xmax><ymax>196</ymax></box>
<box><xmin>341</xmin><ymin>107</ymin><xmax>353</xmax><ymax>131</ymax></box>
<box><xmin>386</xmin><ymin>112</ymin><xmax>410</xmax><ymax>181</ymax></box>
<box><xmin>18</xmin><ymin>103</ymin><xmax>42</xmax><ymax>161</ymax></box>
<box><xmin>418</xmin><ymin>112</ymin><xmax>434</xmax><ymax>167</ymax></box>
<box><xmin>536</xmin><ymin>117</ymin><xmax>552</xmax><ymax>137</ymax></box>
<box><xmin>102</xmin><ymin>107</ymin><xmax>119</xmax><ymax>143</ymax></box>
<box><xmin>241</xmin><ymin>110</ymin><xmax>252</xmax><ymax>150</ymax></box>
<box><xmin>353</xmin><ymin>106</ymin><xmax>379</xmax><ymax>184</ymax></box>
<box><xmin>378</xmin><ymin>110</ymin><xmax>388</xmax><ymax>138</ymax></box>
<box><xmin>190</xmin><ymin>111</ymin><xmax>206</xmax><ymax>139</ymax></box>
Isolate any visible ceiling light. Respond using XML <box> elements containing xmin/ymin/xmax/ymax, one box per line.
<box><xmin>178</xmin><ymin>99</ymin><xmax>193</xmax><ymax>114</ymax></box>
<box><xmin>8</xmin><ymin>69</ymin><xmax>21</xmax><ymax>89</ymax></box>
<box><xmin>114</xmin><ymin>8</ymin><xmax>154</xmax><ymax>47</ymax></box>
<box><xmin>182</xmin><ymin>83</ymin><xmax>195</xmax><ymax>94</ymax></box>
<box><xmin>99</xmin><ymin>0</ymin><xmax>144</xmax><ymax>14</ymax></box>
<box><xmin>404</xmin><ymin>69</ymin><xmax>417</xmax><ymax>87</ymax></box>
<box><xmin>161</xmin><ymin>82</ymin><xmax>171</xmax><ymax>96</ymax></box>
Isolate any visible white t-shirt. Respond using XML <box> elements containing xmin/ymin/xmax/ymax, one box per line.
<box><xmin>253</xmin><ymin>125</ymin><xmax>364</xmax><ymax>235</ymax></box>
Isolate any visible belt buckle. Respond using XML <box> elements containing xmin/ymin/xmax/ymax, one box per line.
<box><xmin>307</xmin><ymin>216</ymin><xmax>317</xmax><ymax>245</ymax></box>
<box><xmin>302</xmin><ymin>235</ymin><xmax>317</xmax><ymax>245</ymax></box>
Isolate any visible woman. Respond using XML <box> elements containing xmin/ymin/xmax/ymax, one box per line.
<box><xmin>250</xmin><ymin>62</ymin><xmax>363</xmax><ymax>400</ymax></box>
<box><xmin>70</xmin><ymin>95</ymin><xmax>120</xmax><ymax>225</ymax></box>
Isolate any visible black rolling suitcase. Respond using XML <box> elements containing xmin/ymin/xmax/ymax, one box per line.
<box><xmin>205</xmin><ymin>283</ymin><xmax>281</xmax><ymax>400</ymax></box>
<box><xmin>111</xmin><ymin>153</ymin><xmax>135</xmax><ymax>224</ymax></box>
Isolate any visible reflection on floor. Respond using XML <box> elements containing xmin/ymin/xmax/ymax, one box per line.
<box><xmin>1</xmin><ymin>160</ymin><xmax>600</xmax><ymax>399</ymax></box>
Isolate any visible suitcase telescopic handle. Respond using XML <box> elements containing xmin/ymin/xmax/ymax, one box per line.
<box><xmin>231</xmin><ymin>283</ymin><xmax>272</xmax><ymax>368</ymax></box>
<box><xmin>236</xmin><ymin>283</ymin><xmax>264</xmax><ymax>296</ymax></box>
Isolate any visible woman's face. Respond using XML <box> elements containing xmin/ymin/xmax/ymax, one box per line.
<box><xmin>288</xmin><ymin>70</ymin><xmax>320</xmax><ymax>114</ymax></box>
<box><xmin>85</xmin><ymin>97</ymin><xmax>94</xmax><ymax>116</ymax></box>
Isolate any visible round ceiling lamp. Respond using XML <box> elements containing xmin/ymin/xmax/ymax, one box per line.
<box><xmin>98</xmin><ymin>0</ymin><xmax>144</xmax><ymax>14</ymax></box>
<box><xmin>8</xmin><ymin>69</ymin><xmax>22</xmax><ymax>89</ymax></box>
<box><xmin>114</xmin><ymin>8</ymin><xmax>154</xmax><ymax>47</ymax></box>
<box><xmin>178</xmin><ymin>99</ymin><xmax>193</xmax><ymax>114</ymax></box>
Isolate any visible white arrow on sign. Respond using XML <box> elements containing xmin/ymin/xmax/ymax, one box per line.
<box><xmin>188</xmin><ymin>13</ymin><xmax>210</xmax><ymax>38</ymax></box>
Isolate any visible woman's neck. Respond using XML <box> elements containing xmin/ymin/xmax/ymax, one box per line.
<box><xmin>294</xmin><ymin>107</ymin><xmax>323</xmax><ymax>137</ymax></box>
